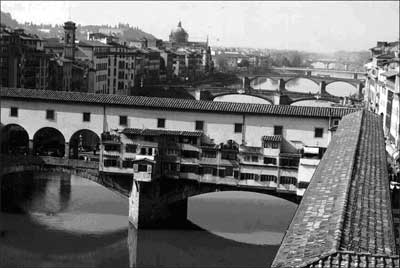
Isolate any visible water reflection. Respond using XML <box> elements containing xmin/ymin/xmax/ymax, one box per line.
<box><xmin>251</xmin><ymin>77</ymin><xmax>279</xmax><ymax>90</ymax></box>
<box><xmin>0</xmin><ymin>172</ymin><xmax>297</xmax><ymax>267</ymax></box>
<box><xmin>326</xmin><ymin>82</ymin><xmax>358</xmax><ymax>97</ymax></box>
<box><xmin>285</xmin><ymin>78</ymin><xmax>319</xmax><ymax>93</ymax></box>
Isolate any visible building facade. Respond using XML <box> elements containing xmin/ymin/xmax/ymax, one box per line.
<box><xmin>0</xmin><ymin>25</ymin><xmax>49</xmax><ymax>90</ymax></box>
<box><xmin>364</xmin><ymin>40</ymin><xmax>400</xmax><ymax>166</ymax></box>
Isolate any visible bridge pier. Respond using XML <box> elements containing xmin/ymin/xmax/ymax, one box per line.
<box><xmin>357</xmin><ymin>83</ymin><xmax>363</xmax><ymax>97</ymax></box>
<box><xmin>129</xmin><ymin>179</ymin><xmax>191</xmax><ymax>229</ymax></box>
<box><xmin>319</xmin><ymin>81</ymin><xmax>327</xmax><ymax>95</ymax></box>
<box><xmin>278</xmin><ymin>78</ymin><xmax>286</xmax><ymax>91</ymax></box>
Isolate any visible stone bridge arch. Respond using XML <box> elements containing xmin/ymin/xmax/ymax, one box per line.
<box><xmin>290</xmin><ymin>97</ymin><xmax>339</xmax><ymax>107</ymax></box>
<box><xmin>132</xmin><ymin>179</ymin><xmax>300</xmax><ymax>229</ymax></box>
<box><xmin>33</xmin><ymin>127</ymin><xmax>66</xmax><ymax>157</ymax></box>
<box><xmin>69</xmin><ymin>129</ymin><xmax>101</xmax><ymax>159</ymax></box>
<box><xmin>0</xmin><ymin>123</ymin><xmax>30</xmax><ymax>155</ymax></box>
<box><xmin>325</xmin><ymin>81</ymin><xmax>359</xmax><ymax>97</ymax></box>
<box><xmin>283</xmin><ymin>77</ymin><xmax>320</xmax><ymax>94</ymax></box>
<box><xmin>212</xmin><ymin>93</ymin><xmax>273</xmax><ymax>105</ymax></box>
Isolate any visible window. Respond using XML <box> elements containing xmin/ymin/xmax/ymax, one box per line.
<box><xmin>315</xmin><ymin>128</ymin><xmax>324</xmax><ymax>138</ymax></box>
<box><xmin>264</xmin><ymin>157</ymin><xmax>277</xmax><ymax>165</ymax></box>
<box><xmin>46</xmin><ymin>109</ymin><xmax>54</xmax><ymax>120</ymax></box>
<box><xmin>10</xmin><ymin>107</ymin><xmax>18</xmax><ymax>117</ymax></box>
<box><xmin>140</xmin><ymin>148</ymin><xmax>146</xmax><ymax>155</ymax></box>
<box><xmin>147</xmin><ymin>148</ymin><xmax>153</xmax><ymax>156</ymax></box>
<box><xmin>122</xmin><ymin>160</ymin><xmax>134</xmax><ymax>168</ymax></box>
<box><xmin>280</xmin><ymin>157</ymin><xmax>300</xmax><ymax>167</ymax></box>
<box><xmin>138</xmin><ymin>164</ymin><xmax>148</xmax><ymax>172</ymax></box>
<box><xmin>126</xmin><ymin>144</ymin><xmax>137</xmax><ymax>153</ymax></box>
<box><xmin>332</xmin><ymin>119</ymin><xmax>340</xmax><ymax>127</ymax></box>
<box><xmin>251</xmin><ymin>156</ymin><xmax>258</xmax><ymax>162</ymax></box>
<box><xmin>260</xmin><ymin>175</ymin><xmax>277</xmax><ymax>182</ymax></box>
<box><xmin>120</xmin><ymin>115</ymin><xmax>127</xmax><ymax>126</ymax></box>
<box><xmin>202</xmin><ymin>150</ymin><xmax>216</xmax><ymax>158</ymax></box>
<box><xmin>157</xmin><ymin>118</ymin><xmax>165</xmax><ymax>128</ymax></box>
<box><xmin>83</xmin><ymin>112</ymin><xmax>90</xmax><ymax>122</ymax></box>
<box><xmin>234</xmin><ymin>123</ymin><xmax>242</xmax><ymax>133</ymax></box>
<box><xmin>195</xmin><ymin>120</ymin><xmax>204</xmax><ymax>131</ymax></box>
<box><xmin>280</xmin><ymin>176</ymin><xmax>297</xmax><ymax>185</ymax></box>
<box><xmin>274</xmin><ymin>125</ymin><xmax>283</xmax><ymax>135</ymax></box>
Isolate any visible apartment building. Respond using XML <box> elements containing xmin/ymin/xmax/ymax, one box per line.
<box><xmin>364</xmin><ymin>41</ymin><xmax>400</xmax><ymax>165</ymax></box>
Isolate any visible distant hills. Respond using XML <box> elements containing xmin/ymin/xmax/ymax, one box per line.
<box><xmin>0</xmin><ymin>11</ymin><xmax>158</xmax><ymax>41</ymax></box>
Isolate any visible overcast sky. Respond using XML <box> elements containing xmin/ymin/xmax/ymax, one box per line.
<box><xmin>2</xmin><ymin>1</ymin><xmax>399</xmax><ymax>52</ymax></box>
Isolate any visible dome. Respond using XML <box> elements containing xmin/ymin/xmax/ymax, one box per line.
<box><xmin>169</xmin><ymin>21</ymin><xmax>188</xmax><ymax>43</ymax></box>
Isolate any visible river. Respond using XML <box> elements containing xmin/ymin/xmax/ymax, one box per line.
<box><xmin>0</xmin><ymin>171</ymin><xmax>297</xmax><ymax>268</ymax></box>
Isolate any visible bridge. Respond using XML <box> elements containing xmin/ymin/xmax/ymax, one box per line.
<box><xmin>0</xmin><ymin>88</ymin><xmax>398</xmax><ymax>263</ymax></box>
<box><xmin>306</xmin><ymin>59</ymin><xmax>362</xmax><ymax>71</ymax></box>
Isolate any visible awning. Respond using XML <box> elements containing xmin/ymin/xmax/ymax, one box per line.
<box><xmin>304</xmin><ymin>147</ymin><xmax>319</xmax><ymax>154</ymax></box>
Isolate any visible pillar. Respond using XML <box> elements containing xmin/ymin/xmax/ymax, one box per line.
<box><xmin>357</xmin><ymin>83</ymin><xmax>363</xmax><ymax>97</ymax></box>
<box><xmin>194</xmin><ymin>88</ymin><xmax>201</xmax><ymax>101</ymax></box>
<box><xmin>130</xmin><ymin>180</ymin><xmax>191</xmax><ymax>229</ymax></box>
<box><xmin>242</xmin><ymin>76</ymin><xmax>250</xmax><ymax>90</ymax></box>
<box><xmin>273</xmin><ymin>92</ymin><xmax>281</xmax><ymax>105</ymax></box>
<box><xmin>64</xmin><ymin>142</ymin><xmax>69</xmax><ymax>159</ymax></box>
<box><xmin>29</xmin><ymin>139</ymin><xmax>34</xmax><ymax>155</ymax></box>
<box><xmin>319</xmin><ymin>81</ymin><xmax>327</xmax><ymax>95</ymax></box>
<box><xmin>129</xmin><ymin>179</ymin><xmax>140</xmax><ymax>229</ymax></box>
<box><xmin>128</xmin><ymin>222</ymin><xmax>138</xmax><ymax>268</ymax></box>
<box><xmin>278</xmin><ymin>78</ymin><xmax>286</xmax><ymax>91</ymax></box>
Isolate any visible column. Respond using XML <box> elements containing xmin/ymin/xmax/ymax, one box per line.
<box><xmin>28</xmin><ymin>139</ymin><xmax>34</xmax><ymax>155</ymax></box>
<box><xmin>357</xmin><ymin>83</ymin><xmax>363</xmax><ymax>97</ymax></box>
<box><xmin>278</xmin><ymin>78</ymin><xmax>286</xmax><ymax>91</ymax></box>
<box><xmin>319</xmin><ymin>81</ymin><xmax>327</xmax><ymax>95</ymax></box>
<box><xmin>129</xmin><ymin>179</ymin><xmax>140</xmax><ymax>229</ymax></box>
<box><xmin>64</xmin><ymin>142</ymin><xmax>69</xmax><ymax>159</ymax></box>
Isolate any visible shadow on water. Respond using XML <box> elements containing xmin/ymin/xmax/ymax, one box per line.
<box><xmin>0</xmin><ymin>171</ymin><xmax>291</xmax><ymax>268</ymax></box>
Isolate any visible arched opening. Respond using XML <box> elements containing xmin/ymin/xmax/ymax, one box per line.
<box><xmin>250</xmin><ymin>77</ymin><xmax>279</xmax><ymax>90</ymax></box>
<box><xmin>69</xmin><ymin>129</ymin><xmax>100</xmax><ymax>161</ymax></box>
<box><xmin>0</xmin><ymin>124</ymin><xmax>29</xmax><ymax>155</ymax></box>
<box><xmin>291</xmin><ymin>99</ymin><xmax>337</xmax><ymax>107</ymax></box>
<box><xmin>188</xmin><ymin>191</ymin><xmax>297</xmax><ymax>245</ymax></box>
<box><xmin>213</xmin><ymin>93</ymin><xmax>272</xmax><ymax>104</ymax></box>
<box><xmin>285</xmin><ymin>78</ymin><xmax>319</xmax><ymax>94</ymax></box>
<box><xmin>33</xmin><ymin>127</ymin><xmax>65</xmax><ymax>157</ymax></box>
<box><xmin>326</xmin><ymin>81</ymin><xmax>358</xmax><ymax>97</ymax></box>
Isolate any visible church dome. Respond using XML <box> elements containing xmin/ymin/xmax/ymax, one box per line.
<box><xmin>169</xmin><ymin>21</ymin><xmax>188</xmax><ymax>43</ymax></box>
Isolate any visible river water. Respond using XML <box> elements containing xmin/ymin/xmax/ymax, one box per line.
<box><xmin>0</xmin><ymin>171</ymin><xmax>297</xmax><ymax>268</ymax></box>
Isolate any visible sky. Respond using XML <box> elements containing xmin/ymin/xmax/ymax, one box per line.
<box><xmin>2</xmin><ymin>1</ymin><xmax>399</xmax><ymax>53</ymax></box>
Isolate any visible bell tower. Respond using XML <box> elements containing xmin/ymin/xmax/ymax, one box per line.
<box><xmin>63</xmin><ymin>21</ymin><xmax>76</xmax><ymax>60</ymax></box>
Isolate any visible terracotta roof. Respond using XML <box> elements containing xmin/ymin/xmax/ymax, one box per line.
<box><xmin>262</xmin><ymin>135</ymin><xmax>283</xmax><ymax>142</ymax></box>
<box><xmin>272</xmin><ymin>110</ymin><xmax>399</xmax><ymax>268</ymax></box>
<box><xmin>0</xmin><ymin>88</ymin><xmax>358</xmax><ymax>118</ymax></box>
<box><xmin>122</xmin><ymin>128</ymin><xmax>203</xmax><ymax>137</ymax></box>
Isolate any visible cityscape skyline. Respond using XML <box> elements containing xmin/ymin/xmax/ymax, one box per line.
<box><xmin>2</xmin><ymin>1</ymin><xmax>399</xmax><ymax>53</ymax></box>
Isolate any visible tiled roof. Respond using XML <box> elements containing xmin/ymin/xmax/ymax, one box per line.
<box><xmin>0</xmin><ymin>88</ymin><xmax>358</xmax><ymax>118</ymax></box>
<box><xmin>262</xmin><ymin>135</ymin><xmax>283</xmax><ymax>142</ymax></box>
<box><xmin>271</xmin><ymin>110</ymin><xmax>399</xmax><ymax>268</ymax></box>
<box><xmin>122</xmin><ymin>128</ymin><xmax>203</xmax><ymax>137</ymax></box>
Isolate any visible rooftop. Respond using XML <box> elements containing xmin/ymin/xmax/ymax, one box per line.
<box><xmin>272</xmin><ymin>110</ymin><xmax>398</xmax><ymax>268</ymax></box>
<box><xmin>0</xmin><ymin>88</ymin><xmax>358</xmax><ymax>118</ymax></box>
